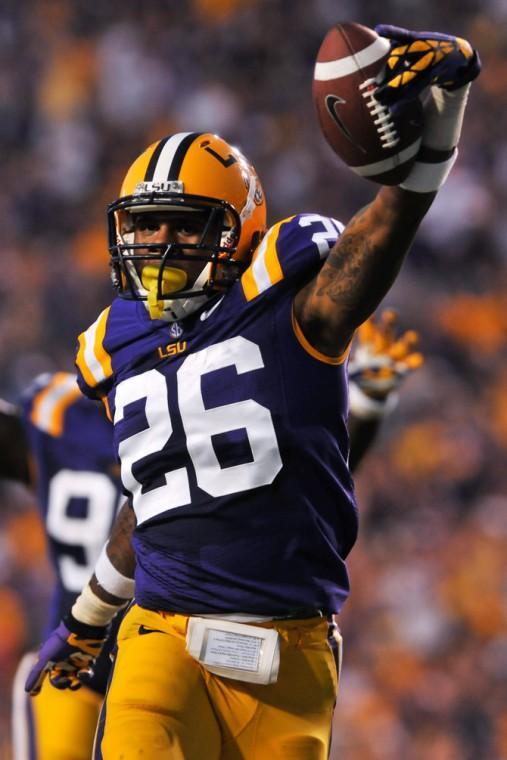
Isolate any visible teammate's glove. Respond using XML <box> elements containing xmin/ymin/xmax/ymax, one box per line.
<box><xmin>374</xmin><ymin>25</ymin><xmax>481</xmax><ymax>106</ymax></box>
<box><xmin>348</xmin><ymin>309</ymin><xmax>423</xmax><ymax>399</ymax></box>
<box><xmin>25</xmin><ymin>613</ymin><xmax>109</xmax><ymax>695</ymax></box>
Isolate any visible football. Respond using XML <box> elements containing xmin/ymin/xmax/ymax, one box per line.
<box><xmin>313</xmin><ymin>22</ymin><xmax>424</xmax><ymax>185</ymax></box>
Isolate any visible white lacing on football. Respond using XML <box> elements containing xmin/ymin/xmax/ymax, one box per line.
<box><xmin>359</xmin><ymin>78</ymin><xmax>399</xmax><ymax>149</ymax></box>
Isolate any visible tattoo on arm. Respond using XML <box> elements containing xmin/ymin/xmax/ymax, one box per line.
<box><xmin>317</xmin><ymin>206</ymin><xmax>376</xmax><ymax>307</ymax></box>
<box><xmin>90</xmin><ymin>500</ymin><xmax>136</xmax><ymax>605</ymax></box>
<box><xmin>296</xmin><ymin>187</ymin><xmax>435</xmax><ymax>355</ymax></box>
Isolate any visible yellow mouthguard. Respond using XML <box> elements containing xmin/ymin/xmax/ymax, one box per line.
<box><xmin>141</xmin><ymin>266</ymin><xmax>188</xmax><ymax>319</ymax></box>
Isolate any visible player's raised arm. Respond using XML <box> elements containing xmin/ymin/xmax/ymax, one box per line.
<box><xmin>25</xmin><ymin>500</ymin><xmax>136</xmax><ymax>696</ymax></box>
<box><xmin>295</xmin><ymin>186</ymin><xmax>434</xmax><ymax>356</ymax></box>
<box><xmin>295</xmin><ymin>25</ymin><xmax>481</xmax><ymax>357</ymax></box>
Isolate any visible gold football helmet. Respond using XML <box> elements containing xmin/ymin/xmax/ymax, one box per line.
<box><xmin>108</xmin><ymin>132</ymin><xmax>267</xmax><ymax>321</ymax></box>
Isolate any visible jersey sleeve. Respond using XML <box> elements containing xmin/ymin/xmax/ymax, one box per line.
<box><xmin>75</xmin><ymin>306</ymin><xmax>114</xmax><ymax>400</ymax></box>
<box><xmin>19</xmin><ymin>372</ymin><xmax>82</xmax><ymax>438</ymax></box>
<box><xmin>241</xmin><ymin>214</ymin><xmax>344</xmax><ymax>302</ymax></box>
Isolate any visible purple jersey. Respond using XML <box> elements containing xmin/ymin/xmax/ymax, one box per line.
<box><xmin>19</xmin><ymin>373</ymin><xmax>122</xmax><ymax>628</ymax></box>
<box><xmin>76</xmin><ymin>214</ymin><xmax>358</xmax><ymax>617</ymax></box>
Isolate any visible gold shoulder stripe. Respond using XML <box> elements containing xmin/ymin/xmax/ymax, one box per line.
<box><xmin>76</xmin><ymin>307</ymin><xmax>113</xmax><ymax>389</ymax></box>
<box><xmin>241</xmin><ymin>217</ymin><xmax>294</xmax><ymax>302</ymax></box>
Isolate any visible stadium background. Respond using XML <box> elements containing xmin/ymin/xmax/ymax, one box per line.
<box><xmin>1</xmin><ymin>1</ymin><xmax>506</xmax><ymax>757</ymax></box>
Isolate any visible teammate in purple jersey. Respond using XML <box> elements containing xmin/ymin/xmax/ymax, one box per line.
<box><xmin>25</xmin><ymin>25</ymin><xmax>480</xmax><ymax>760</ymax></box>
<box><xmin>0</xmin><ymin>373</ymin><xmax>125</xmax><ymax>760</ymax></box>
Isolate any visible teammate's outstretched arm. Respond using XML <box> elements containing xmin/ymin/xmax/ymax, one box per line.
<box><xmin>295</xmin><ymin>25</ymin><xmax>480</xmax><ymax>357</ymax></box>
<box><xmin>25</xmin><ymin>500</ymin><xmax>136</xmax><ymax>695</ymax></box>
<box><xmin>347</xmin><ymin>309</ymin><xmax>424</xmax><ymax>472</ymax></box>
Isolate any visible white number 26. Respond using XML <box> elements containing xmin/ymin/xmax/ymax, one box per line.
<box><xmin>114</xmin><ymin>336</ymin><xmax>283</xmax><ymax>525</ymax></box>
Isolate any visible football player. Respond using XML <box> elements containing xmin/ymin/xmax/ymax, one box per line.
<box><xmin>2</xmin><ymin>323</ymin><xmax>417</xmax><ymax>759</ymax></box>
<box><xmin>0</xmin><ymin>373</ymin><xmax>126</xmax><ymax>760</ymax></box>
<box><xmin>24</xmin><ymin>25</ymin><xmax>480</xmax><ymax>760</ymax></box>
<box><xmin>2</xmin><ymin>344</ymin><xmax>415</xmax><ymax>759</ymax></box>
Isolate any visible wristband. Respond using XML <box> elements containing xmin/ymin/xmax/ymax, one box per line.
<box><xmin>64</xmin><ymin>611</ymin><xmax>108</xmax><ymax>639</ymax></box>
<box><xmin>348</xmin><ymin>381</ymin><xmax>399</xmax><ymax>420</ymax></box>
<box><xmin>95</xmin><ymin>544</ymin><xmax>135</xmax><ymax>600</ymax></box>
<box><xmin>71</xmin><ymin>583</ymin><xmax>128</xmax><ymax>627</ymax></box>
<box><xmin>400</xmin><ymin>82</ymin><xmax>470</xmax><ymax>193</ymax></box>
<box><xmin>399</xmin><ymin>148</ymin><xmax>457</xmax><ymax>193</ymax></box>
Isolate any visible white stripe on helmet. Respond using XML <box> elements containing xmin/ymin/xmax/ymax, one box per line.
<box><xmin>152</xmin><ymin>132</ymin><xmax>195</xmax><ymax>182</ymax></box>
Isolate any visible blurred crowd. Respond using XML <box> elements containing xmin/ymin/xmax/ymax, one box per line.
<box><xmin>1</xmin><ymin>0</ymin><xmax>507</xmax><ymax>757</ymax></box>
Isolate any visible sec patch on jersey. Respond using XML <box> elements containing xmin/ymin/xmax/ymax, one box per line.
<box><xmin>313</xmin><ymin>22</ymin><xmax>424</xmax><ymax>185</ymax></box>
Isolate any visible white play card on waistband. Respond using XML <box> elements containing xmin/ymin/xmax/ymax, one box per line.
<box><xmin>186</xmin><ymin>617</ymin><xmax>280</xmax><ymax>684</ymax></box>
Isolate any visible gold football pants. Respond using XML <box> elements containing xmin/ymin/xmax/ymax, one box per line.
<box><xmin>12</xmin><ymin>652</ymin><xmax>102</xmax><ymax>760</ymax></box>
<box><xmin>97</xmin><ymin>604</ymin><xmax>340</xmax><ymax>760</ymax></box>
